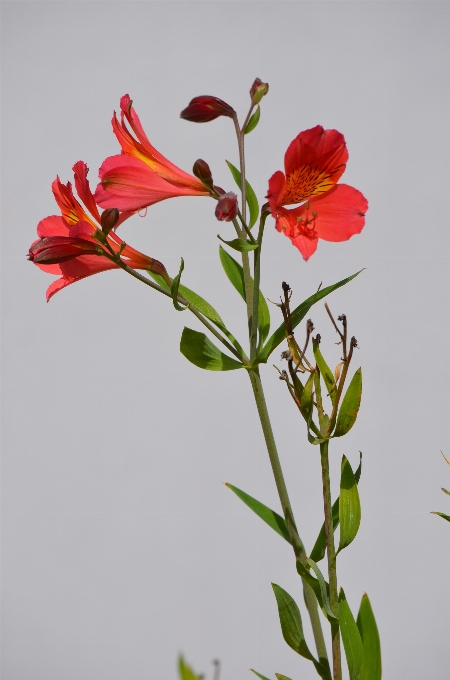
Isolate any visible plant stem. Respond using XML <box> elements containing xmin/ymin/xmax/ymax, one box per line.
<box><xmin>248</xmin><ymin>368</ymin><xmax>330</xmax><ymax>670</ymax></box>
<box><xmin>320</xmin><ymin>440</ymin><xmax>341</xmax><ymax>680</ymax></box>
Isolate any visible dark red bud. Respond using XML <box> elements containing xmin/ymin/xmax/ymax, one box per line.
<box><xmin>148</xmin><ymin>258</ymin><xmax>168</xmax><ymax>276</ymax></box>
<box><xmin>250</xmin><ymin>78</ymin><xmax>269</xmax><ymax>105</ymax></box>
<box><xmin>215</xmin><ymin>192</ymin><xmax>238</xmax><ymax>222</ymax></box>
<box><xmin>28</xmin><ymin>237</ymin><xmax>103</xmax><ymax>265</ymax></box>
<box><xmin>180</xmin><ymin>96</ymin><xmax>235</xmax><ymax>123</ymax></box>
<box><xmin>192</xmin><ymin>159</ymin><xmax>214</xmax><ymax>190</ymax></box>
<box><xmin>100</xmin><ymin>208</ymin><xmax>120</xmax><ymax>235</ymax></box>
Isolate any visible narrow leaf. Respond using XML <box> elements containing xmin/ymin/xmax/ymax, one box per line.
<box><xmin>296</xmin><ymin>560</ymin><xmax>336</xmax><ymax>623</ymax></box>
<box><xmin>275</xmin><ymin>675</ymin><xmax>293</xmax><ymax>680</ymax></box>
<box><xmin>226</xmin><ymin>160</ymin><xmax>259</xmax><ymax>228</ymax></box>
<box><xmin>272</xmin><ymin>584</ymin><xmax>315</xmax><ymax>661</ymax></box>
<box><xmin>225</xmin><ymin>483</ymin><xmax>291</xmax><ymax>544</ymax></box>
<box><xmin>250</xmin><ymin>672</ymin><xmax>272</xmax><ymax>680</ymax></box>
<box><xmin>441</xmin><ymin>487</ymin><xmax>450</xmax><ymax>495</ymax></box>
<box><xmin>218</xmin><ymin>236</ymin><xmax>259</xmax><ymax>252</ymax></box>
<box><xmin>312</xmin><ymin>339</ymin><xmax>337</xmax><ymax>405</ymax></box>
<box><xmin>310</xmin><ymin>453</ymin><xmax>362</xmax><ymax>563</ymax></box>
<box><xmin>338</xmin><ymin>456</ymin><xmax>361</xmax><ymax>554</ymax></box>
<box><xmin>179</xmin><ymin>655</ymin><xmax>202</xmax><ymax>680</ymax></box>
<box><xmin>306</xmin><ymin>558</ymin><xmax>337</xmax><ymax>622</ymax></box>
<box><xmin>171</xmin><ymin>258</ymin><xmax>187</xmax><ymax>311</ymax></box>
<box><xmin>180</xmin><ymin>327</ymin><xmax>243</xmax><ymax>371</ymax></box>
<box><xmin>244</xmin><ymin>106</ymin><xmax>261</xmax><ymax>134</ymax></box>
<box><xmin>334</xmin><ymin>368</ymin><xmax>362</xmax><ymax>437</ymax></box>
<box><xmin>357</xmin><ymin>594</ymin><xmax>382</xmax><ymax>680</ymax></box>
<box><xmin>431</xmin><ymin>511</ymin><xmax>450</xmax><ymax>522</ymax></box>
<box><xmin>257</xmin><ymin>271</ymin><xmax>363</xmax><ymax>365</ymax></box>
<box><xmin>339</xmin><ymin>589</ymin><xmax>364</xmax><ymax>680</ymax></box>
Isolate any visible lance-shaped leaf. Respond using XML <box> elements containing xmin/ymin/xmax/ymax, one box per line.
<box><xmin>357</xmin><ymin>594</ymin><xmax>382</xmax><ymax>680</ymax></box>
<box><xmin>225</xmin><ymin>483</ymin><xmax>291</xmax><ymax>544</ymax></box>
<box><xmin>333</xmin><ymin>368</ymin><xmax>362</xmax><ymax>437</ymax></box>
<box><xmin>244</xmin><ymin>106</ymin><xmax>261</xmax><ymax>135</ymax></box>
<box><xmin>312</xmin><ymin>339</ymin><xmax>337</xmax><ymax>405</ymax></box>
<box><xmin>431</xmin><ymin>511</ymin><xmax>450</xmax><ymax>522</ymax></box>
<box><xmin>296</xmin><ymin>559</ymin><xmax>336</xmax><ymax>623</ymax></box>
<box><xmin>219</xmin><ymin>247</ymin><xmax>270</xmax><ymax>346</ymax></box>
<box><xmin>276</xmin><ymin>675</ymin><xmax>293</xmax><ymax>680</ymax></box>
<box><xmin>339</xmin><ymin>589</ymin><xmax>364</xmax><ymax>680</ymax></box>
<box><xmin>171</xmin><ymin>258</ymin><xmax>187</xmax><ymax>311</ymax></box>
<box><xmin>218</xmin><ymin>236</ymin><xmax>259</xmax><ymax>252</ymax></box>
<box><xmin>441</xmin><ymin>487</ymin><xmax>450</xmax><ymax>496</ymax></box>
<box><xmin>180</xmin><ymin>328</ymin><xmax>244</xmax><ymax>371</ymax></box>
<box><xmin>250</xmin><ymin>671</ymin><xmax>272</xmax><ymax>680</ymax></box>
<box><xmin>309</xmin><ymin>453</ymin><xmax>362</xmax><ymax>563</ymax></box>
<box><xmin>226</xmin><ymin>160</ymin><xmax>259</xmax><ymax>228</ymax></box>
<box><xmin>148</xmin><ymin>270</ymin><xmax>245</xmax><ymax>356</ymax></box>
<box><xmin>272</xmin><ymin>584</ymin><xmax>330</xmax><ymax>678</ymax></box>
<box><xmin>337</xmin><ymin>456</ymin><xmax>361</xmax><ymax>554</ymax></box>
<box><xmin>179</xmin><ymin>655</ymin><xmax>202</xmax><ymax>680</ymax></box>
<box><xmin>256</xmin><ymin>271</ymin><xmax>363</xmax><ymax>365</ymax></box>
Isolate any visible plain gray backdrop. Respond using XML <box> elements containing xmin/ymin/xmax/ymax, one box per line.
<box><xmin>2</xmin><ymin>2</ymin><xmax>450</xmax><ymax>679</ymax></box>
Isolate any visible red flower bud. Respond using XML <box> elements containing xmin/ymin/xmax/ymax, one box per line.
<box><xmin>250</xmin><ymin>78</ymin><xmax>269</xmax><ymax>105</ymax></box>
<box><xmin>192</xmin><ymin>159</ymin><xmax>214</xmax><ymax>191</ymax></box>
<box><xmin>28</xmin><ymin>236</ymin><xmax>104</xmax><ymax>265</ymax></box>
<box><xmin>100</xmin><ymin>208</ymin><xmax>120</xmax><ymax>235</ymax></box>
<box><xmin>215</xmin><ymin>192</ymin><xmax>238</xmax><ymax>222</ymax></box>
<box><xmin>180</xmin><ymin>96</ymin><xmax>235</xmax><ymax>123</ymax></box>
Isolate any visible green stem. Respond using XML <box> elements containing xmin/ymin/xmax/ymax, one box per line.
<box><xmin>249</xmin><ymin>368</ymin><xmax>329</xmax><ymax>671</ymax></box>
<box><xmin>320</xmin><ymin>440</ymin><xmax>341</xmax><ymax>680</ymax></box>
<box><xmin>250</xmin><ymin>213</ymin><xmax>268</xmax><ymax>360</ymax></box>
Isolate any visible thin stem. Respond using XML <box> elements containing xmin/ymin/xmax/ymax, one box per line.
<box><xmin>320</xmin><ymin>440</ymin><xmax>341</xmax><ymax>680</ymax></box>
<box><xmin>250</xmin><ymin>213</ymin><xmax>268</xmax><ymax>360</ymax></box>
<box><xmin>248</xmin><ymin>368</ymin><xmax>329</xmax><ymax>670</ymax></box>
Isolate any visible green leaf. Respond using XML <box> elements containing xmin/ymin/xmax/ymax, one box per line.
<box><xmin>431</xmin><ymin>511</ymin><xmax>450</xmax><ymax>522</ymax></box>
<box><xmin>275</xmin><ymin>675</ymin><xmax>293</xmax><ymax>680</ymax></box>
<box><xmin>357</xmin><ymin>594</ymin><xmax>382</xmax><ymax>680</ymax></box>
<box><xmin>333</xmin><ymin>368</ymin><xmax>362</xmax><ymax>437</ymax></box>
<box><xmin>310</xmin><ymin>452</ymin><xmax>362</xmax><ymax>563</ymax></box>
<box><xmin>226</xmin><ymin>160</ymin><xmax>259</xmax><ymax>228</ymax></box>
<box><xmin>338</xmin><ymin>456</ymin><xmax>361</xmax><ymax>554</ymax></box>
<box><xmin>218</xmin><ymin>236</ymin><xmax>259</xmax><ymax>252</ymax></box>
<box><xmin>339</xmin><ymin>589</ymin><xmax>364</xmax><ymax>680</ymax></box>
<box><xmin>219</xmin><ymin>247</ymin><xmax>270</xmax><ymax>347</ymax></box>
<box><xmin>296</xmin><ymin>560</ymin><xmax>336</xmax><ymax>623</ymax></box>
<box><xmin>148</xmin><ymin>269</ymin><xmax>245</xmax><ymax>356</ymax></box>
<box><xmin>244</xmin><ymin>106</ymin><xmax>261</xmax><ymax>134</ymax></box>
<box><xmin>250</xmin><ymin>671</ymin><xmax>272</xmax><ymax>680</ymax></box>
<box><xmin>178</xmin><ymin>655</ymin><xmax>202</xmax><ymax>680</ymax></box>
<box><xmin>225</xmin><ymin>483</ymin><xmax>292</xmax><ymax>544</ymax></box>
<box><xmin>180</xmin><ymin>327</ymin><xmax>244</xmax><ymax>371</ymax></box>
<box><xmin>171</xmin><ymin>258</ymin><xmax>187</xmax><ymax>311</ymax></box>
<box><xmin>441</xmin><ymin>487</ymin><xmax>450</xmax><ymax>496</ymax></box>
<box><xmin>312</xmin><ymin>339</ymin><xmax>337</xmax><ymax>405</ymax></box>
<box><xmin>256</xmin><ymin>271</ymin><xmax>363</xmax><ymax>365</ymax></box>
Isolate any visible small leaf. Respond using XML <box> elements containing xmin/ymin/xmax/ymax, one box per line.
<box><xmin>431</xmin><ymin>511</ymin><xmax>450</xmax><ymax>522</ymax></box>
<box><xmin>180</xmin><ymin>327</ymin><xmax>244</xmax><ymax>371</ymax></box>
<box><xmin>256</xmin><ymin>271</ymin><xmax>363</xmax><ymax>365</ymax></box>
<box><xmin>179</xmin><ymin>655</ymin><xmax>202</xmax><ymax>680</ymax></box>
<box><xmin>250</xmin><ymin>671</ymin><xmax>271</xmax><ymax>680</ymax></box>
<box><xmin>310</xmin><ymin>453</ymin><xmax>362</xmax><ymax>563</ymax></box>
<box><xmin>333</xmin><ymin>368</ymin><xmax>362</xmax><ymax>437</ymax></box>
<box><xmin>296</xmin><ymin>559</ymin><xmax>336</xmax><ymax>623</ymax></box>
<box><xmin>271</xmin><ymin>584</ymin><xmax>316</xmax><ymax>662</ymax></box>
<box><xmin>275</xmin><ymin>675</ymin><xmax>293</xmax><ymax>680</ymax></box>
<box><xmin>171</xmin><ymin>258</ymin><xmax>187</xmax><ymax>311</ymax></box>
<box><xmin>225</xmin><ymin>483</ymin><xmax>292</xmax><ymax>544</ymax></box>
<box><xmin>339</xmin><ymin>589</ymin><xmax>364</xmax><ymax>680</ymax></box>
<box><xmin>338</xmin><ymin>456</ymin><xmax>361</xmax><ymax>554</ymax></box>
<box><xmin>357</xmin><ymin>594</ymin><xmax>382</xmax><ymax>680</ymax></box>
<box><xmin>218</xmin><ymin>236</ymin><xmax>259</xmax><ymax>252</ymax></box>
<box><xmin>441</xmin><ymin>487</ymin><xmax>450</xmax><ymax>496</ymax></box>
<box><xmin>244</xmin><ymin>105</ymin><xmax>261</xmax><ymax>134</ymax></box>
<box><xmin>226</xmin><ymin>161</ymin><xmax>259</xmax><ymax>228</ymax></box>
<box><xmin>313</xmin><ymin>339</ymin><xmax>337</xmax><ymax>405</ymax></box>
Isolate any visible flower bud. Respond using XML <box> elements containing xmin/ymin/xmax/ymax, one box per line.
<box><xmin>192</xmin><ymin>159</ymin><xmax>214</xmax><ymax>191</ymax></box>
<box><xmin>215</xmin><ymin>192</ymin><xmax>238</xmax><ymax>222</ymax></box>
<box><xmin>100</xmin><ymin>208</ymin><xmax>120</xmax><ymax>235</ymax></box>
<box><xmin>28</xmin><ymin>237</ymin><xmax>103</xmax><ymax>265</ymax></box>
<box><xmin>180</xmin><ymin>96</ymin><xmax>235</xmax><ymax>123</ymax></box>
<box><xmin>250</xmin><ymin>78</ymin><xmax>269</xmax><ymax>105</ymax></box>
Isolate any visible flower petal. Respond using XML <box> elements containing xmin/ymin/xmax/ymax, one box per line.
<box><xmin>72</xmin><ymin>161</ymin><xmax>102</xmax><ymax>223</ymax></box>
<box><xmin>295</xmin><ymin>184</ymin><xmax>368</xmax><ymax>242</ymax></box>
<box><xmin>37</xmin><ymin>215</ymin><xmax>70</xmax><ymax>238</ymax></box>
<box><xmin>267</xmin><ymin>171</ymin><xmax>286</xmax><ymax>216</ymax></box>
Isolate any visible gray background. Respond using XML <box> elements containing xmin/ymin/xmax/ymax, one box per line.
<box><xmin>2</xmin><ymin>1</ymin><xmax>450</xmax><ymax>679</ymax></box>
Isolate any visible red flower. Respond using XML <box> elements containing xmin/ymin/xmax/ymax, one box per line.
<box><xmin>95</xmin><ymin>95</ymin><xmax>210</xmax><ymax>212</ymax></box>
<box><xmin>180</xmin><ymin>95</ymin><xmax>235</xmax><ymax>123</ymax></box>
<box><xmin>30</xmin><ymin>161</ymin><xmax>166</xmax><ymax>301</ymax></box>
<box><xmin>215</xmin><ymin>192</ymin><xmax>238</xmax><ymax>222</ymax></box>
<box><xmin>267</xmin><ymin>126</ymin><xmax>368</xmax><ymax>260</ymax></box>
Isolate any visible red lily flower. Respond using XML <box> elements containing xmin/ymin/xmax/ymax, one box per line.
<box><xmin>267</xmin><ymin>125</ymin><xmax>368</xmax><ymax>260</ymax></box>
<box><xmin>30</xmin><ymin>161</ymin><xmax>166</xmax><ymax>301</ymax></box>
<box><xmin>95</xmin><ymin>95</ymin><xmax>210</xmax><ymax>212</ymax></box>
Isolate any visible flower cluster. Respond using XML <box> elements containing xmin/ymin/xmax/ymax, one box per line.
<box><xmin>29</xmin><ymin>83</ymin><xmax>368</xmax><ymax>299</ymax></box>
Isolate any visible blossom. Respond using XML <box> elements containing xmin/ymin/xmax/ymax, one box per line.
<box><xmin>95</xmin><ymin>95</ymin><xmax>210</xmax><ymax>212</ymax></box>
<box><xmin>267</xmin><ymin>125</ymin><xmax>368</xmax><ymax>260</ymax></box>
<box><xmin>180</xmin><ymin>95</ymin><xmax>235</xmax><ymax>123</ymax></box>
<box><xmin>215</xmin><ymin>192</ymin><xmax>238</xmax><ymax>222</ymax></box>
<box><xmin>30</xmin><ymin>161</ymin><xmax>166</xmax><ymax>301</ymax></box>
